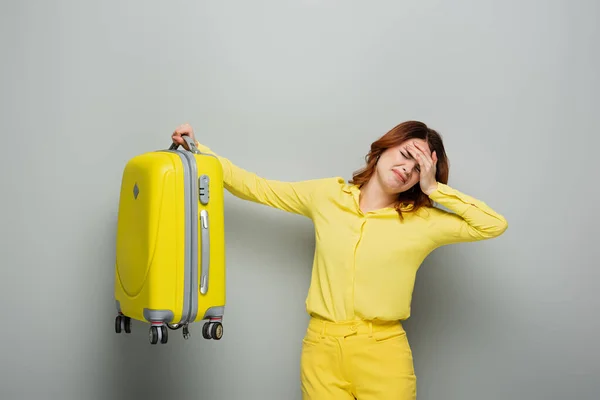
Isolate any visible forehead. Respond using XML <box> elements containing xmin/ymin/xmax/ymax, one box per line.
<box><xmin>394</xmin><ymin>138</ymin><xmax>431</xmax><ymax>151</ymax></box>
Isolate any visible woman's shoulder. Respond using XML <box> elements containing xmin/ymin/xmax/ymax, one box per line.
<box><xmin>306</xmin><ymin>176</ymin><xmax>355</xmax><ymax>204</ymax></box>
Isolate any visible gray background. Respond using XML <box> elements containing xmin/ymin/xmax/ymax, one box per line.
<box><xmin>1</xmin><ymin>0</ymin><xmax>598</xmax><ymax>399</ymax></box>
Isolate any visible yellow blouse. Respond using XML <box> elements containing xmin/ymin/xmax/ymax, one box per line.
<box><xmin>195</xmin><ymin>141</ymin><xmax>508</xmax><ymax>322</ymax></box>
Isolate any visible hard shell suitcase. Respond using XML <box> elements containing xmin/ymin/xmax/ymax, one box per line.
<box><xmin>114</xmin><ymin>136</ymin><xmax>226</xmax><ymax>344</ymax></box>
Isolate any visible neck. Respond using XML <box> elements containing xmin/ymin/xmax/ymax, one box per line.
<box><xmin>359</xmin><ymin>176</ymin><xmax>397</xmax><ymax>213</ymax></box>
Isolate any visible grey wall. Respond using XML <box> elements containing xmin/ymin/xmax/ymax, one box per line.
<box><xmin>1</xmin><ymin>0</ymin><xmax>598</xmax><ymax>399</ymax></box>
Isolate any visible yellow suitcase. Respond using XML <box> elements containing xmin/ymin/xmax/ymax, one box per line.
<box><xmin>114</xmin><ymin>136</ymin><xmax>226</xmax><ymax>345</ymax></box>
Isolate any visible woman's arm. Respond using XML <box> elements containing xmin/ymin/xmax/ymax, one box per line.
<box><xmin>194</xmin><ymin>140</ymin><xmax>324</xmax><ymax>218</ymax></box>
<box><xmin>405</xmin><ymin>140</ymin><xmax>507</xmax><ymax>246</ymax></box>
<box><xmin>426</xmin><ymin>183</ymin><xmax>508</xmax><ymax>246</ymax></box>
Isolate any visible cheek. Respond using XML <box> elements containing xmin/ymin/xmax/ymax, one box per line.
<box><xmin>377</xmin><ymin>159</ymin><xmax>391</xmax><ymax>172</ymax></box>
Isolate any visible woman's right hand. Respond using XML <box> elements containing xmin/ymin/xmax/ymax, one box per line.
<box><xmin>171</xmin><ymin>123</ymin><xmax>196</xmax><ymax>150</ymax></box>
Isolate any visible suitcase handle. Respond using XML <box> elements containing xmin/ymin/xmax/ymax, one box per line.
<box><xmin>169</xmin><ymin>135</ymin><xmax>200</xmax><ymax>154</ymax></box>
<box><xmin>199</xmin><ymin>209</ymin><xmax>210</xmax><ymax>295</ymax></box>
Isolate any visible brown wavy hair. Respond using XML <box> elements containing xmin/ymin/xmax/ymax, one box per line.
<box><xmin>350</xmin><ymin>121</ymin><xmax>450</xmax><ymax>219</ymax></box>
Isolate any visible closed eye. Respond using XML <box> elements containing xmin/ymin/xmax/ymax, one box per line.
<box><xmin>400</xmin><ymin>150</ymin><xmax>421</xmax><ymax>173</ymax></box>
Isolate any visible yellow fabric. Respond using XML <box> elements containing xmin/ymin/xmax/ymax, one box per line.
<box><xmin>194</xmin><ymin>141</ymin><xmax>508</xmax><ymax>322</ymax></box>
<box><xmin>301</xmin><ymin>317</ymin><xmax>416</xmax><ymax>399</ymax></box>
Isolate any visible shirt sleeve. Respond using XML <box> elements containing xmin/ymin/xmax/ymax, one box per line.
<box><xmin>194</xmin><ymin>140</ymin><xmax>323</xmax><ymax>218</ymax></box>
<box><xmin>426</xmin><ymin>183</ymin><xmax>508</xmax><ymax>246</ymax></box>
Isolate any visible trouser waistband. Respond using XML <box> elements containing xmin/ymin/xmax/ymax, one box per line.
<box><xmin>308</xmin><ymin>316</ymin><xmax>404</xmax><ymax>337</ymax></box>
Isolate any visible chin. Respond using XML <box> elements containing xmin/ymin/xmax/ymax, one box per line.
<box><xmin>386</xmin><ymin>184</ymin><xmax>407</xmax><ymax>194</ymax></box>
<box><xmin>397</xmin><ymin>183</ymin><xmax>416</xmax><ymax>194</ymax></box>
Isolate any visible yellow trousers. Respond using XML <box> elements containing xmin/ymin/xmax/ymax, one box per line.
<box><xmin>300</xmin><ymin>317</ymin><xmax>416</xmax><ymax>400</ymax></box>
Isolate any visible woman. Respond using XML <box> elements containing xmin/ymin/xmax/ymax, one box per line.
<box><xmin>172</xmin><ymin>120</ymin><xmax>508</xmax><ymax>400</ymax></box>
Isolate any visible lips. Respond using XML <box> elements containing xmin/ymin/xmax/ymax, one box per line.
<box><xmin>392</xmin><ymin>169</ymin><xmax>406</xmax><ymax>183</ymax></box>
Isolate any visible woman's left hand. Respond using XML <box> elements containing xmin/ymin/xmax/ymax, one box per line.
<box><xmin>407</xmin><ymin>141</ymin><xmax>438</xmax><ymax>195</ymax></box>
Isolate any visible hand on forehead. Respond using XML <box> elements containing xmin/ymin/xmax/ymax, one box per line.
<box><xmin>405</xmin><ymin>138</ymin><xmax>432</xmax><ymax>153</ymax></box>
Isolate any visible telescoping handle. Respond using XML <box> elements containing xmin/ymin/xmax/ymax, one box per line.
<box><xmin>169</xmin><ymin>135</ymin><xmax>200</xmax><ymax>154</ymax></box>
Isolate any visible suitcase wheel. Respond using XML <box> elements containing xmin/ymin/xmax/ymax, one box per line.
<box><xmin>202</xmin><ymin>321</ymin><xmax>223</xmax><ymax>340</ymax></box>
<box><xmin>149</xmin><ymin>324</ymin><xmax>168</xmax><ymax>345</ymax></box>
<box><xmin>115</xmin><ymin>315</ymin><xmax>131</xmax><ymax>334</ymax></box>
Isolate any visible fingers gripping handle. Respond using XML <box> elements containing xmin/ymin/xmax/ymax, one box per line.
<box><xmin>170</xmin><ymin>135</ymin><xmax>200</xmax><ymax>154</ymax></box>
